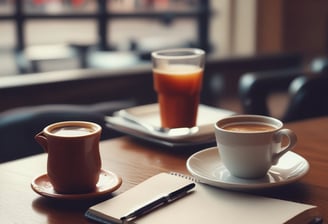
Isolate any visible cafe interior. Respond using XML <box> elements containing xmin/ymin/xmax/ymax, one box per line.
<box><xmin>0</xmin><ymin>0</ymin><xmax>328</xmax><ymax>223</ymax></box>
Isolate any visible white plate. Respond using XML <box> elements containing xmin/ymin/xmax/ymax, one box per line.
<box><xmin>105</xmin><ymin>104</ymin><xmax>234</xmax><ymax>148</ymax></box>
<box><xmin>186</xmin><ymin>147</ymin><xmax>310</xmax><ymax>190</ymax></box>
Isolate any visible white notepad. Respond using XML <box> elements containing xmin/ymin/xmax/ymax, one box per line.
<box><xmin>85</xmin><ymin>173</ymin><xmax>321</xmax><ymax>224</ymax></box>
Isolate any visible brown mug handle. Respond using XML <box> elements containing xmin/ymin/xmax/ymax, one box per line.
<box><xmin>34</xmin><ymin>132</ymin><xmax>48</xmax><ymax>153</ymax></box>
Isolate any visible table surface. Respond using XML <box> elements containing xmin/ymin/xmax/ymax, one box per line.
<box><xmin>1</xmin><ymin>116</ymin><xmax>328</xmax><ymax>223</ymax></box>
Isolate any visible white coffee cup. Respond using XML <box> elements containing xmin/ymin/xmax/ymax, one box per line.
<box><xmin>214</xmin><ymin>115</ymin><xmax>297</xmax><ymax>179</ymax></box>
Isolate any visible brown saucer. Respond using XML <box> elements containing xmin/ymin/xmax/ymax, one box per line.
<box><xmin>31</xmin><ymin>169</ymin><xmax>122</xmax><ymax>200</ymax></box>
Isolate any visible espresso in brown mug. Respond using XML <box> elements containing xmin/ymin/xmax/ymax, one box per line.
<box><xmin>35</xmin><ymin>121</ymin><xmax>102</xmax><ymax>194</ymax></box>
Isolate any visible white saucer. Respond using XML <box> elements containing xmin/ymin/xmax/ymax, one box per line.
<box><xmin>105</xmin><ymin>103</ymin><xmax>234</xmax><ymax>148</ymax></box>
<box><xmin>186</xmin><ymin>147</ymin><xmax>309</xmax><ymax>191</ymax></box>
<box><xmin>31</xmin><ymin>169</ymin><xmax>122</xmax><ymax>200</ymax></box>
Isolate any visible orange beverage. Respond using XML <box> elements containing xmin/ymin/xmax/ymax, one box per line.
<box><xmin>153</xmin><ymin>64</ymin><xmax>203</xmax><ymax>128</ymax></box>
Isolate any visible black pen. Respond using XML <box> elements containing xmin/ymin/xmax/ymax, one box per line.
<box><xmin>120</xmin><ymin>183</ymin><xmax>195</xmax><ymax>223</ymax></box>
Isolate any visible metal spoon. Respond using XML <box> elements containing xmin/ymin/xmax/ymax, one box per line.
<box><xmin>121</xmin><ymin>115</ymin><xmax>199</xmax><ymax>137</ymax></box>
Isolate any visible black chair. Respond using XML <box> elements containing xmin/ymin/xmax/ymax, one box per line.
<box><xmin>239</xmin><ymin>70</ymin><xmax>328</xmax><ymax>122</ymax></box>
<box><xmin>238</xmin><ymin>69</ymin><xmax>302</xmax><ymax>118</ymax></box>
<box><xmin>310</xmin><ymin>57</ymin><xmax>328</xmax><ymax>73</ymax></box>
<box><xmin>0</xmin><ymin>101</ymin><xmax>134</xmax><ymax>163</ymax></box>
<box><xmin>282</xmin><ymin>74</ymin><xmax>328</xmax><ymax>122</ymax></box>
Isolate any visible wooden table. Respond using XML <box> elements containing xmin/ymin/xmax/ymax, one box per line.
<box><xmin>1</xmin><ymin>117</ymin><xmax>328</xmax><ymax>223</ymax></box>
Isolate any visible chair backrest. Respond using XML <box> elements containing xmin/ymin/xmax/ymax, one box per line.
<box><xmin>0</xmin><ymin>101</ymin><xmax>134</xmax><ymax>163</ymax></box>
<box><xmin>283</xmin><ymin>74</ymin><xmax>328</xmax><ymax>122</ymax></box>
<box><xmin>239</xmin><ymin>69</ymin><xmax>328</xmax><ymax>122</ymax></box>
<box><xmin>238</xmin><ymin>68</ymin><xmax>303</xmax><ymax>116</ymax></box>
<box><xmin>310</xmin><ymin>57</ymin><xmax>328</xmax><ymax>73</ymax></box>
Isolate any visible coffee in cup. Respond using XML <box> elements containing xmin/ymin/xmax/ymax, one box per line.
<box><xmin>214</xmin><ymin>115</ymin><xmax>297</xmax><ymax>179</ymax></box>
<box><xmin>222</xmin><ymin>122</ymin><xmax>276</xmax><ymax>132</ymax></box>
<box><xmin>35</xmin><ymin>121</ymin><xmax>102</xmax><ymax>194</ymax></box>
<box><xmin>51</xmin><ymin>126</ymin><xmax>94</xmax><ymax>137</ymax></box>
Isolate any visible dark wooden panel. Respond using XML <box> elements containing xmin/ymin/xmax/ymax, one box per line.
<box><xmin>0</xmin><ymin>53</ymin><xmax>302</xmax><ymax>112</ymax></box>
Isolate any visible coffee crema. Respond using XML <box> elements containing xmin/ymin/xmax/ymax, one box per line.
<box><xmin>51</xmin><ymin>126</ymin><xmax>94</xmax><ymax>137</ymax></box>
<box><xmin>222</xmin><ymin>122</ymin><xmax>276</xmax><ymax>132</ymax></box>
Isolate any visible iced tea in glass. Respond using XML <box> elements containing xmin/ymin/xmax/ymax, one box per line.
<box><xmin>152</xmin><ymin>48</ymin><xmax>205</xmax><ymax>128</ymax></box>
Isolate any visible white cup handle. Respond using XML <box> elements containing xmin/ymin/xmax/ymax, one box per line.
<box><xmin>272</xmin><ymin>128</ymin><xmax>297</xmax><ymax>165</ymax></box>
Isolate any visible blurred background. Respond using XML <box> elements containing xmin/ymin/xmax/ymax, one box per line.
<box><xmin>2</xmin><ymin>0</ymin><xmax>211</xmax><ymax>75</ymax></box>
<box><xmin>1</xmin><ymin>0</ymin><xmax>328</xmax><ymax>162</ymax></box>
<box><xmin>1</xmin><ymin>0</ymin><xmax>327</xmax><ymax>76</ymax></box>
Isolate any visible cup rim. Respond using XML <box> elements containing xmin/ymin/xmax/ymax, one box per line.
<box><xmin>151</xmin><ymin>48</ymin><xmax>205</xmax><ymax>60</ymax></box>
<box><xmin>215</xmin><ymin>114</ymin><xmax>283</xmax><ymax>133</ymax></box>
<box><xmin>43</xmin><ymin>121</ymin><xmax>102</xmax><ymax>138</ymax></box>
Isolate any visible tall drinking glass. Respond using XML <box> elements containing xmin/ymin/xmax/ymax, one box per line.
<box><xmin>152</xmin><ymin>48</ymin><xmax>205</xmax><ymax>128</ymax></box>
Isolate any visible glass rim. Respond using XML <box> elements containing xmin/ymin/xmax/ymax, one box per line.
<box><xmin>151</xmin><ymin>48</ymin><xmax>205</xmax><ymax>60</ymax></box>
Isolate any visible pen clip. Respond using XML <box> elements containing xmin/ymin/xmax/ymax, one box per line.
<box><xmin>167</xmin><ymin>183</ymin><xmax>195</xmax><ymax>202</ymax></box>
<box><xmin>120</xmin><ymin>183</ymin><xmax>195</xmax><ymax>223</ymax></box>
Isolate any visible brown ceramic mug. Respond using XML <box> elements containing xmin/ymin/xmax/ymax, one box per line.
<box><xmin>35</xmin><ymin>121</ymin><xmax>102</xmax><ymax>194</ymax></box>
